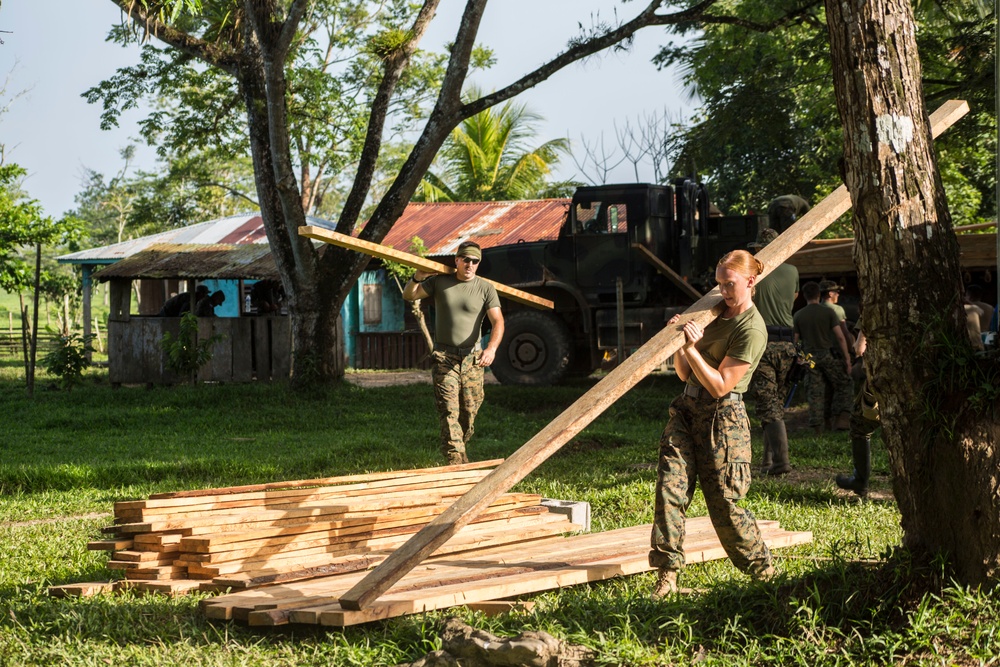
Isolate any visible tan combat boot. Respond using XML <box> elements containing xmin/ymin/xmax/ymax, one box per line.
<box><xmin>650</xmin><ymin>568</ymin><xmax>678</xmax><ymax>599</ymax></box>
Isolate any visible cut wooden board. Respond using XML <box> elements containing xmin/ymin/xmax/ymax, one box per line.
<box><xmin>298</xmin><ymin>226</ymin><xmax>555</xmax><ymax>310</ymax></box>
<box><xmin>146</xmin><ymin>459</ymin><xmax>504</xmax><ymax>501</ymax></box>
<box><xmin>337</xmin><ymin>99</ymin><xmax>970</xmax><ymax>611</ymax></box>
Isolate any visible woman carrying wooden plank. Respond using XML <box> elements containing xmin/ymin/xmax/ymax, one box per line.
<box><xmin>649</xmin><ymin>249</ymin><xmax>776</xmax><ymax>598</ymax></box>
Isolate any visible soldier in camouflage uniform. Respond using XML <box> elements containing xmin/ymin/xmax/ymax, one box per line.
<box><xmin>649</xmin><ymin>249</ymin><xmax>775</xmax><ymax>599</ymax></box>
<box><xmin>793</xmin><ymin>282</ymin><xmax>853</xmax><ymax>433</ymax></box>
<box><xmin>403</xmin><ymin>241</ymin><xmax>504</xmax><ymax>464</ymax></box>
<box><xmin>836</xmin><ymin>331</ymin><xmax>880</xmax><ymax>497</ymax></box>
<box><xmin>747</xmin><ymin>228</ymin><xmax>799</xmax><ymax>475</ymax></box>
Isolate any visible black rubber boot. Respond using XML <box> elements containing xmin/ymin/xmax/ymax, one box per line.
<box><xmin>765</xmin><ymin>421</ymin><xmax>791</xmax><ymax>476</ymax></box>
<box><xmin>836</xmin><ymin>437</ymin><xmax>870</xmax><ymax>496</ymax></box>
<box><xmin>760</xmin><ymin>422</ymin><xmax>774</xmax><ymax>473</ymax></box>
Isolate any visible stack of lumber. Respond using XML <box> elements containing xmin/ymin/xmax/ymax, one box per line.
<box><xmin>201</xmin><ymin>516</ymin><xmax>813</xmax><ymax>627</ymax></box>
<box><xmin>69</xmin><ymin>460</ymin><xmax>581</xmax><ymax>597</ymax></box>
<box><xmin>53</xmin><ymin>459</ymin><xmax>813</xmax><ymax>626</ymax></box>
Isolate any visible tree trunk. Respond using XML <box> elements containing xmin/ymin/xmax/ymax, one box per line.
<box><xmin>825</xmin><ymin>0</ymin><xmax>1000</xmax><ymax>586</ymax></box>
<box><xmin>236</xmin><ymin>10</ymin><xmax>346</xmax><ymax>385</ymax></box>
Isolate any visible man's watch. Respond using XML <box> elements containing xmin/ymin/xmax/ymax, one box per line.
<box><xmin>411</xmin><ymin>275</ymin><xmax>427</xmax><ymax>284</ymax></box>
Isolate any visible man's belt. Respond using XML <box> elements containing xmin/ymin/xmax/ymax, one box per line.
<box><xmin>683</xmin><ymin>384</ymin><xmax>742</xmax><ymax>402</ymax></box>
<box><xmin>435</xmin><ymin>343</ymin><xmax>478</xmax><ymax>357</ymax></box>
<box><xmin>766</xmin><ymin>325</ymin><xmax>794</xmax><ymax>343</ymax></box>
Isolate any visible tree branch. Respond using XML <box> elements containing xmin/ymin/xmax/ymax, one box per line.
<box><xmin>107</xmin><ymin>0</ymin><xmax>240</xmax><ymax>75</ymax></box>
<box><xmin>336</xmin><ymin>0</ymin><xmax>444</xmax><ymax>235</ymax></box>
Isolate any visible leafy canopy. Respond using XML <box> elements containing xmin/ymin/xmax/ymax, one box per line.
<box><xmin>415</xmin><ymin>89</ymin><xmax>576</xmax><ymax>203</ymax></box>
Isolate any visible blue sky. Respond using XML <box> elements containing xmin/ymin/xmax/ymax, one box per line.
<box><xmin>0</xmin><ymin>1</ymin><xmax>696</xmax><ymax>219</ymax></box>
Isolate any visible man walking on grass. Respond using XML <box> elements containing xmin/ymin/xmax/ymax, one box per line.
<box><xmin>403</xmin><ymin>241</ymin><xmax>505</xmax><ymax>465</ymax></box>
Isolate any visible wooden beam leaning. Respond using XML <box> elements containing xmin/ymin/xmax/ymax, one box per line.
<box><xmin>298</xmin><ymin>226</ymin><xmax>554</xmax><ymax>311</ymax></box>
<box><xmin>338</xmin><ymin>100</ymin><xmax>969</xmax><ymax>611</ymax></box>
<box><xmin>631</xmin><ymin>243</ymin><xmax>704</xmax><ymax>301</ymax></box>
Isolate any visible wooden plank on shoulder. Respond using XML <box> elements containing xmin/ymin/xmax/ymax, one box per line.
<box><xmin>298</xmin><ymin>226</ymin><xmax>555</xmax><ymax>311</ymax></box>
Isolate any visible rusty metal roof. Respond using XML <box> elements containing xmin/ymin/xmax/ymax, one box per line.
<box><xmin>57</xmin><ymin>213</ymin><xmax>334</xmax><ymax>264</ymax></box>
<box><xmin>91</xmin><ymin>243</ymin><xmax>280</xmax><ymax>281</ymax></box>
<box><xmin>61</xmin><ymin>201</ymin><xmax>568</xmax><ymax>273</ymax></box>
<box><xmin>380</xmin><ymin>199</ymin><xmax>569</xmax><ymax>256</ymax></box>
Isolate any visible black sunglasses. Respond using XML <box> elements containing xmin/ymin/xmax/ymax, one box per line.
<box><xmin>458</xmin><ymin>257</ymin><xmax>480</xmax><ymax>265</ymax></box>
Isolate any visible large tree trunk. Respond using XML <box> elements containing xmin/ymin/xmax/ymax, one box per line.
<box><xmin>237</xmin><ymin>16</ymin><xmax>346</xmax><ymax>385</ymax></box>
<box><xmin>825</xmin><ymin>0</ymin><xmax>1000</xmax><ymax>586</ymax></box>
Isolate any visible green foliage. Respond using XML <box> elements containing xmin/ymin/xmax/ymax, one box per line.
<box><xmin>40</xmin><ymin>333</ymin><xmax>95</xmax><ymax>391</ymax></box>
<box><xmin>86</xmin><ymin>1</ymin><xmax>449</xmax><ymax>220</ymax></box>
<box><xmin>160</xmin><ymin>313</ymin><xmax>223</xmax><ymax>382</ymax></box>
<box><xmin>921</xmin><ymin>313</ymin><xmax>1000</xmax><ymax>437</ymax></box>
<box><xmin>415</xmin><ymin>87</ymin><xmax>577</xmax><ymax>202</ymax></box>
<box><xmin>655</xmin><ymin>0</ymin><xmax>996</xmax><ymax>226</ymax></box>
<box><xmin>382</xmin><ymin>236</ymin><xmax>428</xmax><ymax>285</ymax></box>
<box><xmin>0</xmin><ymin>163</ymin><xmax>84</xmax><ymax>292</ymax></box>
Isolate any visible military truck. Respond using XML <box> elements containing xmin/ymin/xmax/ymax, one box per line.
<box><xmin>478</xmin><ymin>181</ymin><xmax>761</xmax><ymax>385</ymax></box>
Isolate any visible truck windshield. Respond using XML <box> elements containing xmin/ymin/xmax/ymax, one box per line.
<box><xmin>573</xmin><ymin>202</ymin><xmax>629</xmax><ymax>234</ymax></box>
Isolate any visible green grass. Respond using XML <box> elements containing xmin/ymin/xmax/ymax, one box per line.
<box><xmin>0</xmin><ymin>366</ymin><xmax>996</xmax><ymax>666</ymax></box>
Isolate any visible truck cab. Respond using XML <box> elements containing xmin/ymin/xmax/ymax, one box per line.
<box><xmin>479</xmin><ymin>182</ymin><xmax>760</xmax><ymax>385</ymax></box>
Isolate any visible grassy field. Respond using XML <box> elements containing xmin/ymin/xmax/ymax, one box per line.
<box><xmin>0</xmin><ymin>362</ymin><xmax>996</xmax><ymax>666</ymax></box>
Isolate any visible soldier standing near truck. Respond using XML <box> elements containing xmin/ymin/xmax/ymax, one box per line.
<box><xmin>747</xmin><ymin>228</ymin><xmax>799</xmax><ymax>475</ymax></box>
<box><xmin>404</xmin><ymin>241</ymin><xmax>505</xmax><ymax>465</ymax></box>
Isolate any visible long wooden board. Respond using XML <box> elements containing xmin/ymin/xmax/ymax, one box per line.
<box><xmin>299</xmin><ymin>226</ymin><xmax>555</xmax><ymax>310</ymax></box>
<box><xmin>338</xmin><ymin>99</ymin><xmax>970</xmax><ymax>611</ymax></box>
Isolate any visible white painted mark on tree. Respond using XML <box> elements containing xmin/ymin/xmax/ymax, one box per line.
<box><xmin>876</xmin><ymin>114</ymin><xmax>914</xmax><ymax>153</ymax></box>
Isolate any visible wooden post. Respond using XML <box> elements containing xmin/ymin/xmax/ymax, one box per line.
<box><xmin>337</xmin><ymin>100</ymin><xmax>970</xmax><ymax>611</ymax></box>
<box><xmin>298</xmin><ymin>226</ymin><xmax>555</xmax><ymax>311</ymax></box>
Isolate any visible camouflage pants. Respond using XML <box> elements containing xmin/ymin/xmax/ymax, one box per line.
<box><xmin>806</xmin><ymin>352</ymin><xmax>853</xmax><ymax>428</ymax></box>
<box><xmin>649</xmin><ymin>393</ymin><xmax>772</xmax><ymax>575</ymax></box>
<box><xmin>748</xmin><ymin>341</ymin><xmax>796</xmax><ymax>425</ymax></box>
<box><xmin>850</xmin><ymin>379</ymin><xmax>881</xmax><ymax>440</ymax></box>
<box><xmin>432</xmin><ymin>350</ymin><xmax>485</xmax><ymax>461</ymax></box>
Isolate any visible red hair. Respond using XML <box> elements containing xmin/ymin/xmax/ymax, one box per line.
<box><xmin>717</xmin><ymin>249</ymin><xmax>764</xmax><ymax>279</ymax></box>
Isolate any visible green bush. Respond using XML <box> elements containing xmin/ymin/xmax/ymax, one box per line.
<box><xmin>160</xmin><ymin>312</ymin><xmax>224</xmax><ymax>383</ymax></box>
<box><xmin>40</xmin><ymin>332</ymin><xmax>95</xmax><ymax>390</ymax></box>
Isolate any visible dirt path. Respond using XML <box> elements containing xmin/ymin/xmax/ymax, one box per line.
<box><xmin>344</xmin><ymin>370</ymin><xmax>499</xmax><ymax>388</ymax></box>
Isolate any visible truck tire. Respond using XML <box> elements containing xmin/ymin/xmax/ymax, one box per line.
<box><xmin>492</xmin><ymin>311</ymin><xmax>573</xmax><ymax>386</ymax></box>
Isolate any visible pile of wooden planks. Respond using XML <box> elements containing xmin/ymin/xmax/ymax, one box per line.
<box><xmin>53</xmin><ymin>459</ymin><xmax>812</xmax><ymax>626</ymax></box>
<box><xmin>201</xmin><ymin>516</ymin><xmax>813</xmax><ymax>627</ymax></box>
<box><xmin>70</xmin><ymin>460</ymin><xmax>581</xmax><ymax>597</ymax></box>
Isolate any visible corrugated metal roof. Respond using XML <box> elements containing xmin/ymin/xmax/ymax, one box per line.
<box><xmin>57</xmin><ymin>213</ymin><xmax>334</xmax><ymax>264</ymax></box>
<box><xmin>91</xmin><ymin>243</ymin><xmax>280</xmax><ymax>281</ymax></box>
<box><xmin>380</xmin><ymin>199</ymin><xmax>569</xmax><ymax>256</ymax></box>
<box><xmin>59</xmin><ymin>200</ymin><xmax>568</xmax><ymax>270</ymax></box>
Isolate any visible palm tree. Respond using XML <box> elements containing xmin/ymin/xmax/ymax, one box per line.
<box><xmin>416</xmin><ymin>89</ymin><xmax>577</xmax><ymax>202</ymax></box>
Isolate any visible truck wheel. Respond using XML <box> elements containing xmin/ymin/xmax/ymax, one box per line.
<box><xmin>492</xmin><ymin>311</ymin><xmax>572</xmax><ymax>386</ymax></box>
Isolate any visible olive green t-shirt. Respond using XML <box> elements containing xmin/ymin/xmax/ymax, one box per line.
<box><xmin>793</xmin><ymin>303</ymin><xmax>842</xmax><ymax>353</ymax></box>
<box><xmin>687</xmin><ymin>305</ymin><xmax>767</xmax><ymax>395</ymax></box>
<box><xmin>423</xmin><ymin>275</ymin><xmax>501</xmax><ymax>348</ymax></box>
<box><xmin>753</xmin><ymin>263</ymin><xmax>799</xmax><ymax>327</ymax></box>
<box><xmin>822</xmin><ymin>300</ymin><xmax>847</xmax><ymax>323</ymax></box>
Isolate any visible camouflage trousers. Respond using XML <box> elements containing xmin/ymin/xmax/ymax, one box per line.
<box><xmin>432</xmin><ymin>350</ymin><xmax>485</xmax><ymax>462</ymax></box>
<box><xmin>748</xmin><ymin>341</ymin><xmax>797</xmax><ymax>425</ymax></box>
<box><xmin>649</xmin><ymin>393</ymin><xmax>772</xmax><ymax>575</ymax></box>
<box><xmin>806</xmin><ymin>351</ymin><xmax>853</xmax><ymax>428</ymax></box>
<box><xmin>850</xmin><ymin>379</ymin><xmax>881</xmax><ymax>440</ymax></box>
